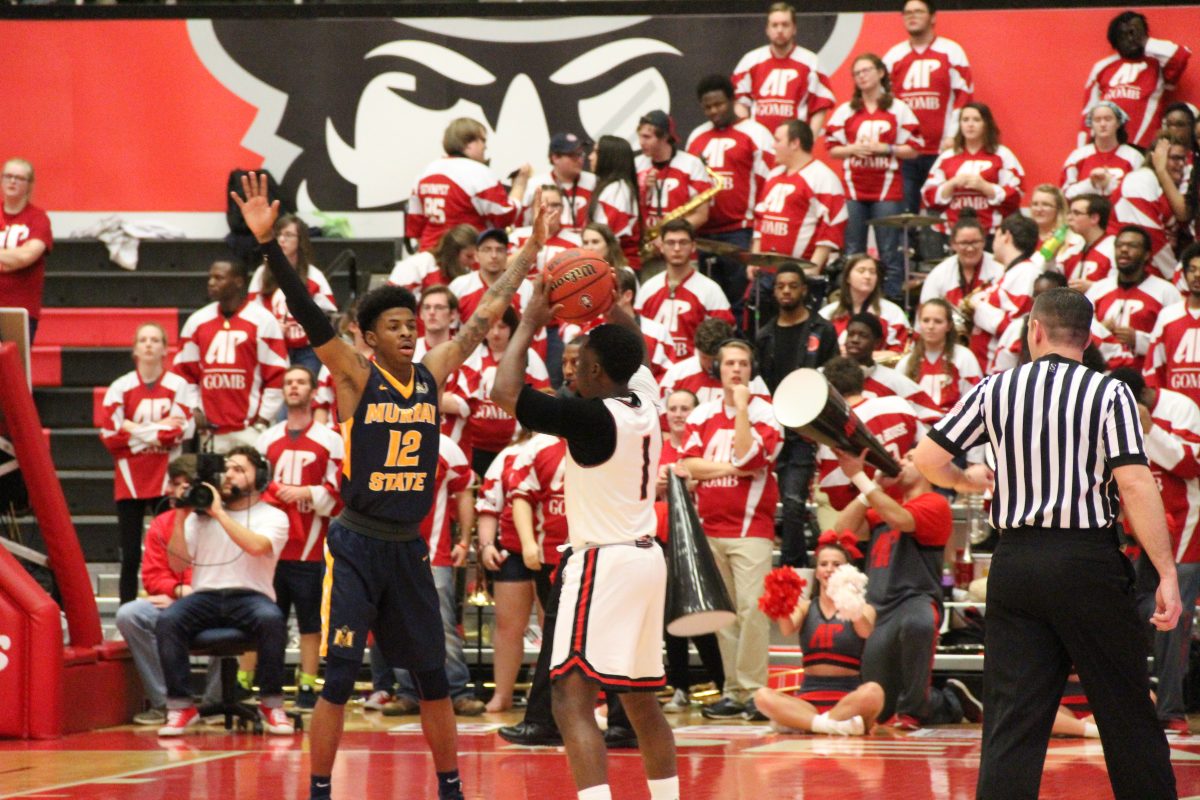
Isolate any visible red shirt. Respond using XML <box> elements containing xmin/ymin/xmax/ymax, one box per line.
<box><xmin>421</xmin><ymin>435</ymin><xmax>472</xmax><ymax>568</ymax></box>
<box><xmin>1143</xmin><ymin>389</ymin><xmax>1200</xmax><ymax>563</ymax></box>
<box><xmin>1057</xmin><ymin>235</ymin><xmax>1116</xmax><ymax>285</ymax></box>
<box><xmin>100</xmin><ymin>371</ymin><xmax>193</xmax><ymax>501</ymax></box>
<box><xmin>461</xmin><ymin>347</ymin><xmax>550</xmax><ymax>454</ymax></box>
<box><xmin>634</xmin><ymin>269</ymin><xmax>734</xmax><ymax>361</ymax></box>
<box><xmin>635</xmin><ymin>149</ymin><xmax>713</xmax><ymax>235</ymax></box>
<box><xmin>560</xmin><ymin>313</ymin><xmax>674</xmax><ymax>381</ymax></box>
<box><xmin>753</xmin><ymin>159</ymin><xmax>847</xmax><ymax>260</ymax></box>
<box><xmin>894</xmin><ymin>348</ymin><xmax>982</xmax><ymax>414</ymax></box>
<box><xmin>1110</xmin><ymin>169</ymin><xmax>1179</xmax><ymax>280</ymax></box>
<box><xmin>686</xmin><ymin>118</ymin><xmax>776</xmax><ymax>234</ymax></box>
<box><xmin>1145</xmin><ymin>303</ymin><xmax>1200</xmax><ymax>408</ymax></box>
<box><xmin>477</xmin><ymin>440</ymin><xmax>533</xmax><ymax>554</ymax></box>
<box><xmin>406</xmin><ymin>156</ymin><xmax>521</xmax><ymax>252</ymax></box>
<box><xmin>512</xmin><ymin>434</ymin><xmax>569</xmax><ymax>567</ymax></box>
<box><xmin>921</xmin><ymin>146</ymin><xmax>1024</xmax><ymax>235</ymax></box>
<box><xmin>731</xmin><ymin>44</ymin><xmax>836</xmax><ymax>134</ymax></box>
<box><xmin>883</xmin><ymin>37</ymin><xmax>974</xmax><ymax>154</ymax></box>
<box><xmin>1060</xmin><ymin>143</ymin><xmax>1143</xmax><ymax>199</ymax></box>
<box><xmin>589</xmin><ymin>181</ymin><xmax>641</xmax><ymax>269</ymax></box>
<box><xmin>140</xmin><ymin>509</ymin><xmax>192</xmax><ymax>597</ymax></box>
<box><xmin>1082</xmin><ymin>39</ymin><xmax>1192</xmax><ymax>149</ymax></box>
<box><xmin>1087</xmin><ymin>274</ymin><xmax>1181</xmax><ymax>371</ymax></box>
<box><xmin>248</xmin><ymin>265</ymin><xmax>337</xmax><ymax>351</ymax></box>
<box><xmin>825</xmin><ymin>100</ymin><xmax>923</xmax><ymax>202</ymax></box>
<box><xmin>257</xmin><ymin>420</ymin><xmax>344</xmax><ymax>562</ymax></box>
<box><xmin>0</xmin><ymin>202</ymin><xmax>52</xmax><ymax>319</ymax></box>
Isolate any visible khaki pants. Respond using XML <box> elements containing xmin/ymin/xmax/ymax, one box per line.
<box><xmin>707</xmin><ymin>535</ymin><xmax>773</xmax><ymax>701</ymax></box>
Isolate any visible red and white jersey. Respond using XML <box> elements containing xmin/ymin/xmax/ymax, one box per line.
<box><xmin>895</xmin><ymin>347</ymin><xmax>982</xmax><ymax>413</ymax></box>
<box><xmin>754</xmin><ymin>159</ymin><xmax>847</xmax><ymax>259</ymax></box>
<box><xmin>560</xmin><ymin>313</ymin><xmax>674</xmax><ymax>380</ymax></box>
<box><xmin>460</xmin><ymin>346</ymin><xmax>550</xmax><ymax>454</ymax></box>
<box><xmin>657</xmin><ymin>354</ymin><xmax>772</xmax><ymax>409</ymax></box>
<box><xmin>512</xmin><ymin>433</ymin><xmax>569</xmax><ymax>566</ymax></box>
<box><xmin>731</xmin><ymin>44</ymin><xmax>836</xmax><ymax>134</ymax></box>
<box><xmin>634</xmin><ymin>268</ymin><xmax>734</xmax><ymax>361</ymax></box>
<box><xmin>508</xmin><ymin>227</ymin><xmax>582</xmax><ymax>274</ymax></box>
<box><xmin>256</xmin><ymin>420</ymin><xmax>344</xmax><ymax>562</ymax></box>
<box><xmin>824</xmin><ymin>100</ymin><xmax>924</xmax><ymax>202</ymax></box>
<box><xmin>447</xmin><ymin>271</ymin><xmax>533</xmax><ymax>322</ymax></box>
<box><xmin>681</xmin><ymin>396</ymin><xmax>782</xmax><ymax>539</ymax></box>
<box><xmin>588</xmin><ymin>180</ymin><xmax>641</xmax><ymax>269</ymax></box>
<box><xmin>883</xmin><ymin>36</ymin><xmax>974</xmax><ymax>154</ymax></box>
<box><xmin>0</xmin><ymin>201</ymin><xmax>52</xmax><ymax>319</ymax></box>
<box><xmin>1060</xmin><ymin>143</ymin><xmax>1144</xmax><ymax>199</ymax></box>
<box><xmin>1110</xmin><ymin>169</ymin><xmax>1179</xmax><ymax>279</ymax></box>
<box><xmin>522</xmin><ymin>171</ymin><xmax>597</xmax><ymax>231</ymax></box>
<box><xmin>314</xmin><ymin>365</ymin><xmax>338</xmax><ymax>427</ymax></box>
<box><xmin>99</xmin><ymin>371</ymin><xmax>194</xmax><ymax>501</ymax></box>
<box><xmin>419</xmin><ymin>435</ymin><xmax>472</xmax><ymax>568</ymax></box>
<box><xmin>919</xmin><ymin>252</ymin><xmax>1003</xmax><ymax>307</ymax></box>
<box><xmin>817</xmin><ymin>394</ymin><xmax>923</xmax><ymax>510</ymax></box>
<box><xmin>476</xmin><ymin>439</ymin><xmax>534</xmax><ymax>554</ymax></box>
<box><xmin>1146</xmin><ymin>302</ymin><xmax>1200</xmax><ymax>408</ymax></box>
<box><xmin>989</xmin><ymin>318</ymin><xmax>1027</xmax><ymax>374</ymax></box>
<box><xmin>248</xmin><ymin>265</ymin><xmax>337</xmax><ymax>351</ymax></box>
<box><xmin>862</xmin><ymin>363</ymin><xmax>942</xmax><ymax>424</ymax></box>
<box><xmin>414</xmin><ymin>337</ymin><xmax>470</xmax><ymax>443</ymax></box>
<box><xmin>686</xmin><ymin>118</ymin><xmax>776</xmax><ymax>234</ymax></box>
<box><xmin>1082</xmin><ymin>38</ymin><xmax>1192</xmax><ymax>148</ymax></box>
<box><xmin>636</xmin><ymin>149</ymin><xmax>713</xmax><ymax>234</ymax></box>
<box><xmin>1142</xmin><ymin>388</ymin><xmax>1200</xmax><ymax>563</ymax></box>
<box><xmin>405</xmin><ymin>156</ymin><xmax>521</xmax><ymax>252</ymax></box>
<box><xmin>1087</xmin><ymin>274</ymin><xmax>1181</xmax><ymax>371</ymax></box>
<box><xmin>819</xmin><ymin>298</ymin><xmax>911</xmax><ymax>353</ymax></box>
<box><xmin>921</xmin><ymin>146</ymin><xmax>1025</xmax><ymax>234</ymax></box>
<box><xmin>387</xmin><ymin>251</ymin><xmax>457</xmax><ymax>300</ymax></box>
<box><xmin>971</xmin><ymin>258</ymin><xmax>1042</xmax><ymax>367</ymax></box>
<box><xmin>171</xmin><ymin>301</ymin><xmax>288</xmax><ymax>434</ymax></box>
<box><xmin>1057</xmin><ymin>234</ymin><xmax>1116</xmax><ymax>285</ymax></box>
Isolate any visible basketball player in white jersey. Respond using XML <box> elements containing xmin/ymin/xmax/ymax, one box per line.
<box><xmin>492</xmin><ymin>278</ymin><xmax>679</xmax><ymax>800</ymax></box>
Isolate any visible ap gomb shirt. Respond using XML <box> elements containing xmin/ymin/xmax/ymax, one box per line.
<box><xmin>1060</xmin><ymin>143</ymin><xmax>1144</xmax><ymax>199</ymax></box>
<box><xmin>681</xmin><ymin>397</ymin><xmax>782</xmax><ymax>539</ymax></box>
<box><xmin>895</xmin><ymin>347</ymin><xmax>982</xmax><ymax>414</ymax></box>
<box><xmin>824</xmin><ymin>99</ymin><xmax>924</xmax><ymax>202</ymax></box>
<box><xmin>406</xmin><ymin>156</ymin><xmax>521</xmax><ymax>252</ymax></box>
<box><xmin>1144</xmin><ymin>303</ymin><xmax>1200</xmax><ymax>408</ymax></box>
<box><xmin>512</xmin><ymin>433</ymin><xmax>569</xmax><ymax>567</ymax></box>
<box><xmin>1087</xmin><ymin>274</ymin><xmax>1182</xmax><ymax>371</ymax></box>
<box><xmin>883</xmin><ymin>36</ymin><xmax>974</xmax><ymax>154</ymax></box>
<box><xmin>248</xmin><ymin>265</ymin><xmax>337</xmax><ymax>351</ymax></box>
<box><xmin>918</xmin><ymin>252</ymin><xmax>1003</xmax><ymax>307</ymax></box>
<box><xmin>753</xmin><ymin>159</ymin><xmax>847</xmax><ymax>260</ymax></box>
<box><xmin>971</xmin><ymin>258</ymin><xmax>1041</xmax><ymax>367</ymax></box>
<box><xmin>171</xmin><ymin>301</ymin><xmax>288</xmax><ymax>433</ymax></box>
<box><xmin>1057</xmin><ymin>235</ymin><xmax>1116</xmax><ymax>285</ymax></box>
<box><xmin>686</xmin><ymin>118</ymin><xmax>776</xmax><ymax>234</ymax></box>
<box><xmin>0</xmin><ymin>202</ymin><xmax>52</xmax><ymax>319</ymax></box>
<box><xmin>421</xmin><ymin>434</ymin><xmax>472</xmax><ymax>568</ymax></box>
<box><xmin>476</xmin><ymin>439</ymin><xmax>533</xmax><ymax>554</ymax></box>
<box><xmin>1142</xmin><ymin>388</ymin><xmax>1200</xmax><ymax>564</ymax></box>
<box><xmin>635</xmin><ymin>149</ymin><xmax>713</xmax><ymax>235</ymax></box>
<box><xmin>818</xmin><ymin>298</ymin><xmax>911</xmax><ymax>353</ymax></box>
<box><xmin>1109</xmin><ymin>169</ymin><xmax>1179</xmax><ymax>280</ymax></box>
<box><xmin>921</xmin><ymin>146</ymin><xmax>1025</xmax><ymax>235</ymax></box>
<box><xmin>634</xmin><ymin>268</ymin><xmax>734</xmax><ymax>361</ymax></box>
<box><xmin>1082</xmin><ymin>38</ymin><xmax>1192</xmax><ymax>148</ymax></box>
<box><xmin>257</xmin><ymin>420</ymin><xmax>344</xmax><ymax>562</ymax></box>
<box><xmin>460</xmin><ymin>346</ymin><xmax>550</xmax><ymax>454</ymax></box>
<box><xmin>730</xmin><ymin>44</ymin><xmax>836</xmax><ymax>134</ymax></box>
<box><xmin>99</xmin><ymin>371</ymin><xmax>194</xmax><ymax>501</ymax></box>
<box><xmin>862</xmin><ymin>363</ymin><xmax>942</xmax><ymax>425</ymax></box>
<box><xmin>817</xmin><ymin>395</ymin><xmax>924</xmax><ymax>511</ymax></box>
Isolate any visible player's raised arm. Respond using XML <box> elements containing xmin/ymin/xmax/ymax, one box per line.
<box><xmin>423</xmin><ymin>191</ymin><xmax>549</xmax><ymax>388</ymax></box>
<box><xmin>231</xmin><ymin>173</ymin><xmax>369</xmax><ymax>396</ymax></box>
<box><xmin>491</xmin><ymin>271</ymin><xmax>559</xmax><ymax>416</ymax></box>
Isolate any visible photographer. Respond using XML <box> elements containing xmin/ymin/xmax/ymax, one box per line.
<box><xmin>155</xmin><ymin>446</ymin><xmax>292</xmax><ymax>737</ymax></box>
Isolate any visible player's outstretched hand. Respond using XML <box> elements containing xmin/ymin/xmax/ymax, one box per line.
<box><xmin>1152</xmin><ymin>574</ymin><xmax>1182</xmax><ymax>632</ymax></box>
<box><xmin>523</xmin><ymin>270</ymin><xmax>563</xmax><ymax>331</ymax></box>
<box><xmin>231</xmin><ymin>172</ymin><xmax>281</xmax><ymax>244</ymax></box>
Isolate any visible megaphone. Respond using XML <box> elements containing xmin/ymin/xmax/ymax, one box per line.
<box><xmin>664</xmin><ymin>472</ymin><xmax>736</xmax><ymax>637</ymax></box>
<box><xmin>772</xmin><ymin>368</ymin><xmax>901</xmax><ymax>478</ymax></box>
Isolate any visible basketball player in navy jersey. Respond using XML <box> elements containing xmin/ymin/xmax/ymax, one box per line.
<box><xmin>233</xmin><ymin>174</ymin><xmax>548</xmax><ymax>800</ymax></box>
<box><xmin>492</xmin><ymin>279</ymin><xmax>680</xmax><ymax>800</ymax></box>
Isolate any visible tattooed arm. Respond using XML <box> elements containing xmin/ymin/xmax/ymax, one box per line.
<box><xmin>423</xmin><ymin>190</ymin><xmax>548</xmax><ymax>389</ymax></box>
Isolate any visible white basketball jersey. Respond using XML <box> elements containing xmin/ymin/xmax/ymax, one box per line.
<box><xmin>564</xmin><ymin>366</ymin><xmax>662</xmax><ymax>548</ymax></box>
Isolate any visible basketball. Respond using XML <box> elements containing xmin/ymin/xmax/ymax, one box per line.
<box><xmin>546</xmin><ymin>249</ymin><xmax>616</xmax><ymax>323</ymax></box>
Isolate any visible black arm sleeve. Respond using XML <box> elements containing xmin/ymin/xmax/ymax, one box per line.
<box><xmin>261</xmin><ymin>239</ymin><xmax>337</xmax><ymax>348</ymax></box>
<box><xmin>514</xmin><ymin>385</ymin><xmax>617</xmax><ymax>466</ymax></box>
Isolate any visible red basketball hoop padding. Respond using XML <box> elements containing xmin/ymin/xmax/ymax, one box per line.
<box><xmin>0</xmin><ymin>545</ymin><xmax>64</xmax><ymax>739</ymax></box>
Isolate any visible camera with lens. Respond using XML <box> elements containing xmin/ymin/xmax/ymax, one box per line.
<box><xmin>177</xmin><ymin>453</ymin><xmax>225</xmax><ymax>512</ymax></box>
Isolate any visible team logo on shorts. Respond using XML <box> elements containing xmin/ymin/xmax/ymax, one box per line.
<box><xmin>332</xmin><ymin>625</ymin><xmax>355</xmax><ymax>649</ymax></box>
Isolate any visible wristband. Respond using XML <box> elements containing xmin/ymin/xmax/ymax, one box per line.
<box><xmin>850</xmin><ymin>472</ymin><xmax>879</xmax><ymax>495</ymax></box>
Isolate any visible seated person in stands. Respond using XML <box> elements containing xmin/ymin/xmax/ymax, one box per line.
<box><xmin>114</xmin><ymin>456</ymin><xmax>219</xmax><ymax>726</ymax></box>
<box><xmin>754</xmin><ymin>533</ymin><xmax>884</xmax><ymax>735</ymax></box>
<box><xmin>155</xmin><ymin>447</ymin><xmax>292</xmax><ymax>736</ymax></box>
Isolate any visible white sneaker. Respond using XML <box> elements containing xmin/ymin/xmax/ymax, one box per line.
<box><xmin>259</xmin><ymin>705</ymin><xmax>295</xmax><ymax>735</ymax></box>
<box><xmin>662</xmin><ymin>689</ymin><xmax>690</xmax><ymax>713</ymax></box>
<box><xmin>363</xmin><ymin>690</ymin><xmax>393</xmax><ymax>711</ymax></box>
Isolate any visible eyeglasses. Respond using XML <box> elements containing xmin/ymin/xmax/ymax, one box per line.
<box><xmin>1</xmin><ymin>174</ymin><xmax>30</xmax><ymax>183</ymax></box>
<box><xmin>954</xmin><ymin>239</ymin><xmax>985</xmax><ymax>248</ymax></box>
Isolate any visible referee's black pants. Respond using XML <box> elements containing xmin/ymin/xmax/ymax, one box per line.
<box><xmin>977</xmin><ymin>528</ymin><xmax>1176</xmax><ymax>800</ymax></box>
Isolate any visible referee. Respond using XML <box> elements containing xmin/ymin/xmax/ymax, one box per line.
<box><xmin>912</xmin><ymin>287</ymin><xmax>1182</xmax><ymax>800</ymax></box>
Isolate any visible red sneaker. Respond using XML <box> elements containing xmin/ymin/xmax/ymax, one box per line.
<box><xmin>157</xmin><ymin>706</ymin><xmax>200</xmax><ymax>737</ymax></box>
<box><xmin>260</xmin><ymin>705</ymin><xmax>296</xmax><ymax>735</ymax></box>
<box><xmin>889</xmin><ymin>714</ymin><xmax>922</xmax><ymax>731</ymax></box>
<box><xmin>1163</xmin><ymin>718</ymin><xmax>1190</xmax><ymax>735</ymax></box>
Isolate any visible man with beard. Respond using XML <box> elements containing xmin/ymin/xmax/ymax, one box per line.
<box><xmin>155</xmin><ymin>447</ymin><xmax>292</xmax><ymax>736</ymax></box>
<box><xmin>754</xmin><ymin>262</ymin><xmax>839</xmax><ymax>567</ymax></box>
<box><xmin>1081</xmin><ymin>11</ymin><xmax>1190</xmax><ymax>150</ymax></box>
<box><xmin>1110</xmin><ymin>132</ymin><xmax>1192</xmax><ymax>280</ymax></box>
<box><xmin>1058</xmin><ymin>194</ymin><xmax>1115</xmax><ymax>292</ymax></box>
<box><xmin>1144</xmin><ymin>243</ymin><xmax>1200</xmax><ymax>408</ymax></box>
<box><xmin>1087</xmin><ymin>225</ymin><xmax>1181</xmax><ymax>372</ymax></box>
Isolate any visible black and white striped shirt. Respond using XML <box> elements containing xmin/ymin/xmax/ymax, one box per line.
<box><xmin>928</xmin><ymin>354</ymin><xmax>1147</xmax><ymax>531</ymax></box>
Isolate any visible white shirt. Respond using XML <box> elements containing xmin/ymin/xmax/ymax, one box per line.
<box><xmin>184</xmin><ymin>500</ymin><xmax>290</xmax><ymax>599</ymax></box>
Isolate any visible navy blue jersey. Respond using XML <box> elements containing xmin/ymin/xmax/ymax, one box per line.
<box><xmin>799</xmin><ymin>599</ymin><xmax>865</xmax><ymax>671</ymax></box>
<box><xmin>340</xmin><ymin>361</ymin><xmax>441</xmax><ymax>523</ymax></box>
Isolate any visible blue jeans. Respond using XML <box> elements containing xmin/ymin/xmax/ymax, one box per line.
<box><xmin>156</xmin><ymin>589</ymin><xmax>287</xmax><ymax>705</ymax></box>
<box><xmin>116</xmin><ymin>598</ymin><xmax>222</xmax><ymax>709</ymax></box>
<box><xmin>1153</xmin><ymin>561</ymin><xmax>1200</xmax><ymax>721</ymax></box>
<box><xmin>846</xmin><ymin>199</ymin><xmax>906</xmax><ymax>300</ymax></box>
<box><xmin>394</xmin><ymin>565</ymin><xmax>472</xmax><ymax>701</ymax></box>
<box><xmin>901</xmin><ymin>153</ymin><xmax>939</xmax><ymax>215</ymax></box>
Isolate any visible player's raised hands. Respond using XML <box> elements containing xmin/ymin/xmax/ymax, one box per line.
<box><xmin>231</xmin><ymin>172</ymin><xmax>281</xmax><ymax>245</ymax></box>
<box><xmin>522</xmin><ymin>270</ymin><xmax>563</xmax><ymax>331</ymax></box>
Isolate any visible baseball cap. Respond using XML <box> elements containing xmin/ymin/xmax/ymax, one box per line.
<box><xmin>477</xmin><ymin>228</ymin><xmax>509</xmax><ymax>247</ymax></box>
<box><xmin>549</xmin><ymin>132</ymin><xmax>591</xmax><ymax>155</ymax></box>
<box><xmin>638</xmin><ymin>110</ymin><xmax>678</xmax><ymax>143</ymax></box>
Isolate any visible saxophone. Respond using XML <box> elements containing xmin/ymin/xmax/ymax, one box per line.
<box><xmin>641</xmin><ymin>164</ymin><xmax>725</xmax><ymax>260</ymax></box>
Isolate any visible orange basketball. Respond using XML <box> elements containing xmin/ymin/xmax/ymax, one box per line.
<box><xmin>545</xmin><ymin>249</ymin><xmax>616</xmax><ymax>323</ymax></box>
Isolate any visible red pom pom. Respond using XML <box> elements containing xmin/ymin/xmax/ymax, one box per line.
<box><xmin>758</xmin><ymin>567</ymin><xmax>807</xmax><ymax>619</ymax></box>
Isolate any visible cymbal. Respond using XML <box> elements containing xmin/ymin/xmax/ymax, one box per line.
<box><xmin>694</xmin><ymin>238</ymin><xmax>748</xmax><ymax>258</ymax></box>
<box><xmin>747</xmin><ymin>252</ymin><xmax>815</xmax><ymax>269</ymax></box>
<box><xmin>868</xmin><ymin>213</ymin><xmax>943</xmax><ymax>230</ymax></box>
